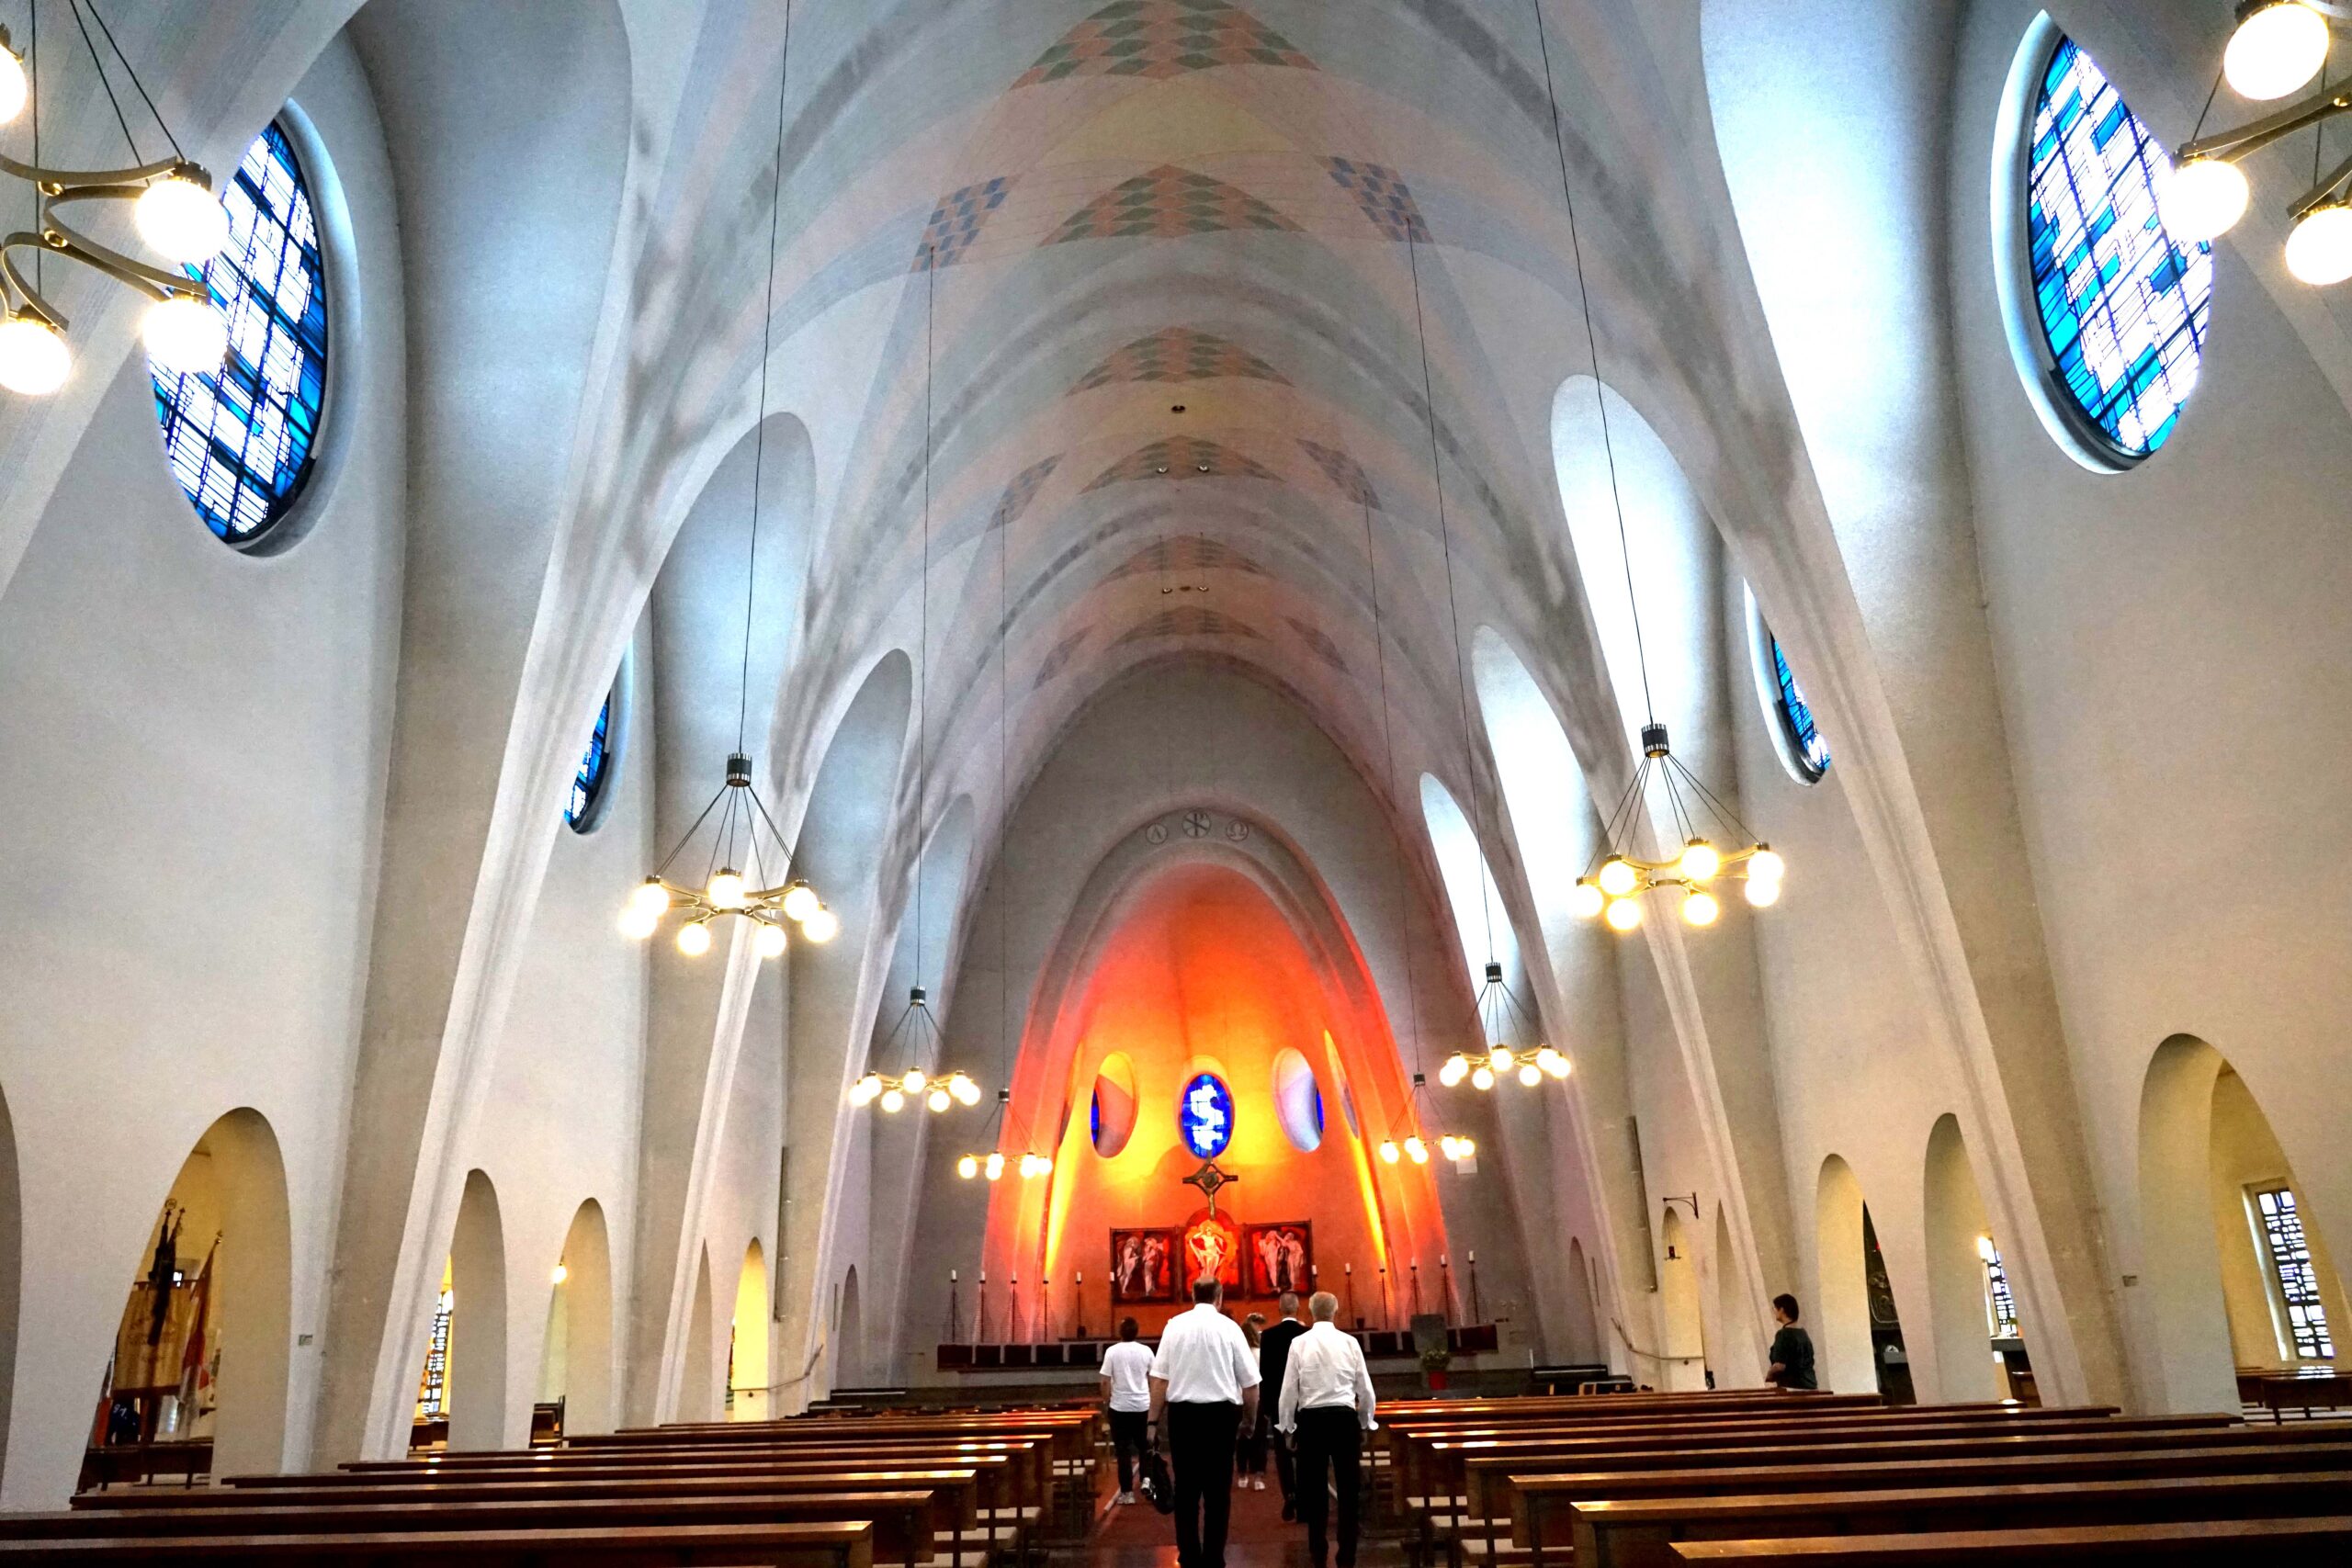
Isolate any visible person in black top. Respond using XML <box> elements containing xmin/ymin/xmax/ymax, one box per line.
<box><xmin>1257</xmin><ymin>1292</ymin><xmax>1308</xmax><ymax>1517</ymax></box>
<box><xmin>1766</xmin><ymin>1292</ymin><xmax>1817</xmax><ymax>1390</ymax></box>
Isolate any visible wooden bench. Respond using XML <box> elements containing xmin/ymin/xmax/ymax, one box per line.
<box><xmin>1666</xmin><ymin>1514</ymin><xmax>2352</xmax><ymax>1562</ymax></box>
<box><xmin>0</xmin><ymin>1518</ymin><xmax>874</xmax><ymax>1565</ymax></box>
<box><xmin>73</xmin><ymin>1441</ymin><xmax>211</xmax><ymax>1492</ymax></box>
<box><xmin>1568</xmin><ymin>1471</ymin><xmax>2352</xmax><ymax>1568</ymax></box>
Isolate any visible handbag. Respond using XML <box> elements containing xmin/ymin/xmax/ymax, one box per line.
<box><xmin>1136</xmin><ymin>1445</ymin><xmax>1176</xmax><ymax>1515</ymax></box>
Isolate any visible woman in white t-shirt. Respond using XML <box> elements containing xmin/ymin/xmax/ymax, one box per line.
<box><xmin>1100</xmin><ymin>1316</ymin><xmax>1156</xmax><ymax>1503</ymax></box>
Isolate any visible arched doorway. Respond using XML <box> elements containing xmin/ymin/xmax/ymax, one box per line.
<box><xmin>831</xmin><ymin>1264</ymin><xmax>862</xmax><ymax>1394</ymax></box>
<box><xmin>1814</xmin><ymin>1156</ymin><xmax>1876</xmax><ymax>1395</ymax></box>
<box><xmin>89</xmin><ymin>1110</ymin><xmax>290</xmax><ymax>1482</ymax></box>
<box><xmin>2140</xmin><ymin>1036</ymin><xmax>2348</xmax><ymax>1412</ymax></box>
<box><xmin>729</xmin><ymin>1241</ymin><xmax>770</xmax><ymax>1420</ymax></box>
<box><xmin>537</xmin><ymin>1200</ymin><xmax>612</xmax><ymax>1437</ymax></box>
<box><xmin>1561</xmin><ymin>1237</ymin><xmax>1600</xmax><ymax>1364</ymax></box>
<box><xmin>1923</xmin><ymin>1114</ymin><xmax>2028</xmax><ymax>1404</ymax></box>
<box><xmin>1657</xmin><ymin>1207</ymin><xmax>1706</xmax><ymax>1390</ymax></box>
<box><xmin>413</xmin><ymin>1169</ymin><xmax>507</xmax><ymax>1452</ymax></box>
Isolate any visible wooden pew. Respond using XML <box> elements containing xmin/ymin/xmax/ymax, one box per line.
<box><xmin>1569</xmin><ymin>1471</ymin><xmax>2352</xmax><ymax>1567</ymax></box>
<box><xmin>1666</xmin><ymin>1514</ymin><xmax>2352</xmax><ymax>1563</ymax></box>
<box><xmin>0</xmin><ymin>1519</ymin><xmax>874</xmax><ymax>1565</ymax></box>
<box><xmin>1511</xmin><ymin>1438</ymin><xmax>2352</xmax><ymax>1564</ymax></box>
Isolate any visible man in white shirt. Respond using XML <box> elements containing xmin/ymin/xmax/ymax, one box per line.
<box><xmin>1099</xmin><ymin>1316</ymin><xmax>1156</xmax><ymax>1503</ymax></box>
<box><xmin>1275</xmin><ymin>1292</ymin><xmax>1377</xmax><ymax>1568</ymax></box>
<box><xmin>1148</xmin><ymin>1276</ymin><xmax>1261</xmax><ymax>1568</ymax></box>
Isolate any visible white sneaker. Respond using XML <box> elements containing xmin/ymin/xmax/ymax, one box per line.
<box><xmin>1252</xmin><ymin>1476</ymin><xmax>1267</xmax><ymax>1491</ymax></box>
<box><xmin>1116</xmin><ymin>1491</ymin><xmax>1136</xmax><ymax>1505</ymax></box>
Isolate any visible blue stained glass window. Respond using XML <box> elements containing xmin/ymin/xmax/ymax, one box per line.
<box><xmin>152</xmin><ymin>120</ymin><xmax>331</xmax><ymax>545</ymax></box>
<box><xmin>566</xmin><ymin>694</ymin><xmax>614</xmax><ymax>831</ymax></box>
<box><xmin>2025</xmin><ymin>37</ymin><xmax>2210</xmax><ymax>458</ymax></box>
<box><xmin>1770</xmin><ymin>637</ymin><xmax>1831</xmax><ymax>779</ymax></box>
<box><xmin>1178</xmin><ymin>1072</ymin><xmax>1234</xmax><ymax>1158</ymax></box>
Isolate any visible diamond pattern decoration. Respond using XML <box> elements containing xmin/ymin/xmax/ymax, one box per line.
<box><xmin>1287</xmin><ymin>617</ymin><xmax>1349</xmax><ymax>673</ymax></box>
<box><xmin>1046</xmin><ymin>164</ymin><xmax>1302</xmax><ymax>243</ymax></box>
<box><xmin>1295</xmin><ymin>438</ymin><xmax>1380</xmax><ymax>508</ymax></box>
<box><xmin>1014</xmin><ymin>1</ymin><xmax>1316</xmax><ymax>87</ymax></box>
<box><xmin>913</xmin><ymin>177</ymin><xmax>1013</xmax><ymax>270</ymax></box>
<box><xmin>1115</xmin><ymin>607</ymin><xmax>1261</xmax><ymax>644</ymax></box>
<box><xmin>1032</xmin><ymin>626</ymin><xmax>1092</xmax><ymax>688</ymax></box>
<box><xmin>1072</xmin><ymin>327</ymin><xmax>1290</xmax><ymax>391</ymax></box>
<box><xmin>1084</xmin><ymin>435</ymin><xmax>1281</xmax><ymax>490</ymax></box>
<box><xmin>990</xmin><ymin>454</ymin><xmax>1063</xmax><ymax>531</ymax></box>
<box><xmin>1325</xmin><ymin>157</ymin><xmax>1430</xmax><ymax>243</ymax></box>
<box><xmin>1105</xmin><ymin>534</ymin><xmax>1269</xmax><ymax>579</ymax></box>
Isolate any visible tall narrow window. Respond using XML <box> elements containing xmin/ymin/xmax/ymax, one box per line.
<box><xmin>566</xmin><ymin>694</ymin><xmax>615</xmax><ymax>831</ymax></box>
<box><xmin>1746</xmin><ymin>589</ymin><xmax>1829</xmax><ymax>784</ymax></box>
<box><xmin>1982</xmin><ymin>1240</ymin><xmax>2021</xmax><ymax>1340</ymax></box>
<box><xmin>2253</xmin><ymin>1185</ymin><xmax>2335</xmax><ymax>1360</ymax></box>
<box><xmin>152</xmin><ymin>119</ymin><xmax>332</xmax><ymax>547</ymax></box>
<box><xmin>414</xmin><ymin>1261</ymin><xmax>453</xmax><ymax>1420</ymax></box>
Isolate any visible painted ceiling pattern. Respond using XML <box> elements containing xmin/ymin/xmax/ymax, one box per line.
<box><xmin>913</xmin><ymin>177</ymin><xmax>1014</xmax><ymax>270</ymax></box>
<box><xmin>1012</xmin><ymin>0</ymin><xmax>1317</xmax><ymax>87</ymax></box>
<box><xmin>990</xmin><ymin>456</ymin><xmax>1064</xmax><ymax>532</ymax></box>
<box><xmin>1105</xmin><ymin>534</ymin><xmax>1271</xmax><ymax>579</ymax></box>
<box><xmin>1071</xmin><ymin>328</ymin><xmax>1291</xmax><ymax>390</ymax></box>
<box><xmin>1325</xmin><ymin>158</ymin><xmax>1432</xmax><ymax>243</ymax></box>
<box><xmin>1287</xmin><ymin>616</ymin><xmax>1349</xmax><ymax>672</ymax></box>
<box><xmin>1295</xmin><ymin>439</ymin><xmax>1381</xmax><ymax>509</ymax></box>
<box><xmin>1115</xmin><ymin>607</ymin><xmax>1262</xmax><ymax>644</ymax></box>
<box><xmin>1046</xmin><ymin>164</ymin><xmax>1302</xmax><ymax>243</ymax></box>
<box><xmin>1032</xmin><ymin>626</ymin><xmax>1093</xmax><ymax>688</ymax></box>
<box><xmin>1084</xmin><ymin>436</ymin><xmax>1282</xmax><ymax>491</ymax></box>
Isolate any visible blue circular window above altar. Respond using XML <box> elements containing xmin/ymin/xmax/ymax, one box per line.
<box><xmin>1178</xmin><ymin>1072</ymin><xmax>1235</xmax><ymax>1159</ymax></box>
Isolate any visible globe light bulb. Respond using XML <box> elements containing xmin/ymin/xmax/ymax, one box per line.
<box><xmin>1439</xmin><ymin>1136</ymin><xmax>1460</xmax><ymax>1161</ymax></box>
<box><xmin>2160</xmin><ymin>156</ymin><xmax>2251</xmax><ymax>243</ymax></box>
<box><xmin>1682</xmin><ymin>890</ymin><xmax>1721</xmax><ymax>928</ymax></box>
<box><xmin>1405</xmin><ymin>1136</ymin><xmax>1430</xmax><ymax>1165</ymax></box>
<box><xmin>630</xmin><ymin>879</ymin><xmax>671</xmax><ymax>918</ymax></box>
<box><xmin>958</xmin><ymin>1155</ymin><xmax>979</xmax><ymax>1180</ymax></box>
<box><xmin>1438</xmin><ymin>1055</ymin><xmax>1469</xmax><ymax>1088</ymax></box>
<box><xmin>1747</xmin><ymin>848</ymin><xmax>1786</xmax><ymax>884</ymax></box>
<box><xmin>551</xmin><ymin>1263</ymin><xmax>569</xmax><ymax>1285</ymax></box>
<box><xmin>985</xmin><ymin>1151</ymin><xmax>1006</xmax><ymax>1180</ymax></box>
<box><xmin>1677</xmin><ymin>840</ymin><xmax>1721</xmax><ymax>884</ymax></box>
<box><xmin>2225</xmin><ymin>0</ymin><xmax>2329</xmax><ymax>100</ymax></box>
<box><xmin>1537</xmin><ymin>1046</ymin><xmax>1572</xmax><ymax>1079</ymax></box>
<box><xmin>1597</xmin><ymin>856</ymin><xmax>1638</xmax><ymax>897</ymax></box>
<box><xmin>901</xmin><ymin>1068</ymin><xmax>928</xmax><ymax>1095</ymax></box>
<box><xmin>1517</xmin><ymin>1061</ymin><xmax>1543</xmax><ymax>1088</ymax></box>
<box><xmin>1745</xmin><ymin>875</ymin><xmax>1781</xmax><ymax>908</ymax></box>
<box><xmin>1487</xmin><ymin>1043</ymin><xmax>1514</xmax><ymax>1073</ymax></box>
<box><xmin>782</xmin><ymin>880</ymin><xmax>820</xmax><ymax>922</ymax></box>
<box><xmin>803</xmin><ymin>906</ymin><xmax>842</xmax><ymax>943</ymax></box>
<box><xmin>1605</xmin><ymin>897</ymin><xmax>1643</xmax><ymax>932</ymax></box>
<box><xmin>1378</xmin><ymin>1139</ymin><xmax>1400</xmax><ymax>1165</ymax></box>
<box><xmin>0</xmin><ymin>44</ymin><xmax>27</xmax><ymax>123</ymax></box>
<box><xmin>135</xmin><ymin>173</ymin><xmax>231</xmax><ymax>263</ymax></box>
<box><xmin>142</xmin><ymin>296</ymin><xmax>230</xmax><ymax>375</ymax></box>
<box><xmin>617</xmin><ymin>904</ymin><xmax>659</xmax><ymax>941</ymax></box>
<box><xmin>950</xmin><ymin>1073</ymin><xmax>981</xmax><ymax>1106</ymax></box>
<box><xmin>2286</xmin><ymin>201</ymin><xmax>2352</xmax><ymax>286</ymax></box>
<box><xmin>1568</xmin><ymin>880</ymin><xmax>1605</xmax><ymax>919</ymax></box>
<box><xmin>707</xmin><ymin>869</ymin><xmax>747</xmax><ymax>911</ymax></box>
<box><xmin>675</xmin><ymin>920</ymin><xmax>713</xmax><ymax>957</ymax></box>
<box><xmin>1458</xmin><ymin>1137</ymin><xmax>1476</xmax><ymax>1158</ymax></box>
<box><xmin>879</xmin><ymin>1087</ymin><xmax>906</xmax><ymax>1113</ymax></box>
<box><xmin>1470</xmin><ymin>1065</ymin><xmax>1496</xmax><ymax>1092</ymax></box>
<box><xmin>927</xmin><ymin>1087</ymin><xmax>951</xmax><ymax>1113</ymax></box>
<box><xmin>754</xmin><ymin>921</ymin><xmax>788</xmax><ymax>959</ymax></box>
<box><xmin>0</xmin><ymin>311</ymin><xmax>71</xmax><ymax>396</ymax></box>
<box><xmin>1034</xmin><ymin>1154</ymin><xmax>1053</xmax><ymax>1176</ymax></box>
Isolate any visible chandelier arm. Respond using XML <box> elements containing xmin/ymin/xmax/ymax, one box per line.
<box><xmin>2291</xmin><ymin>146</ymin><xmax>2352</xmax><ymax>215</ymax></box>
<box><xmin>2180</xmin><ymin>87</ymin><xmax>2352</xmax><ymax>163</ymax></box>
<box><xmin>79</xmin><ymin>1</ymin><xmax>185</xmax><ymax>163</ymax></box>
<box><xmin>0</xmin><ymin>152</ymin><xmax>183</xmax><ymax>186</ymax></box>
<box><xmin>0</xmin><ymin>238</ymin><xmax>67</xmax><ymax>327</ymax></box>
<box><xmin>40</xmin><ymin>212</ymin><xmax>193</xmax><ymax>297</ymax></box>
<box><xmin>649</xmin><ymin>784</ymin><xmax>730</xmax><ymax>881</ymax></box>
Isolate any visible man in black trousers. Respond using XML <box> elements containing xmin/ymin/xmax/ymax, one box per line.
<box><xmin>1149</xmin><ymin>1276</ymin><xmax>1262</xmax><ymax>1568</ymax></box>
<box><xmin>1277</xmin><ymin>1291</ymin><xmax>1377</xmax><ymax>1568</ymax></box>
<box><xmin>1256</xmin><ymin>1291</ymin><xmax>1308</xmax><ymax>1517</ymax></box>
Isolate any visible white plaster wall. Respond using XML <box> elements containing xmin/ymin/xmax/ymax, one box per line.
<box><xmin>0</xmin><ymin>34</ymin><xmax>404</xmax><ymax>1504</ymax></box>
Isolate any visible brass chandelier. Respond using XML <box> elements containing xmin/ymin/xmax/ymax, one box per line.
<box><xmin>852</xmin><ymin>987</ymin><xmax>981</xmax><ymax>1115</ymax></box>
<box><xmin>1439</xmin><ymin>961</ymin><xmax>1573</xmax><ymax>1090</ymax></box>
<box><xmin>619</xmin><ymin>4</ymin><xmax>832</xmax><ymax>960</ymax></box>
<box><xmin>2160</xmin><ymin>3</ymin><xmax>2352</xmax><ymax>285</ymax></box>
<box><xmin>0</xmin><ymin>5</ymin><xmax>234</xmax><ymax>396</ymax></box>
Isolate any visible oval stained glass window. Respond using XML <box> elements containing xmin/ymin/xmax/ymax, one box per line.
<box><xmin>1746</xmin><ymin>590</ymin><xmax>1829</xmax><ymax>785</ymax></box>
<box><xmin>2020</xmin><ymin>34</ymin><xmax>2211</xmax><ymax>460</ymax></box>
<box><xmin>567</xmin><ymin>691</ymin><xmax>616</xmax><ymax>831</ymax></box>
<box><xmin>1091</xmin><ymin>1052</ymin><xmax>1138</xmax><ymax>1157</ymax></box>
<box><xmin>1272</xmin><ymin>1048</ymin><xmax>1323</xmax><ymax>1153</ymax></box>
<box><xmin>152</xmin><ymin>119</ymin><xmax>331</xmax><ymax>546</ymax></box>
<box><xmin>1178</xmin><ymin>1072</ymin><xmax>1234</xmax><ymax>1159</ymax></box>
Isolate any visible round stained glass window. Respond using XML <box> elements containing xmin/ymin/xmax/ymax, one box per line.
<box><xmin>1177</xmin><ymin>1072</ymin><xmax>1234</xmax><ymax>1159</ymax></box>
<box><xmin>152</xmin><ymin>119</ymin><xmax>331</xmax><ymax>547</ymax></box>
<box><xmin>2014</xmin><ymin>31</ymin><xmax>2211</xmax><ymax>463</ymax></box>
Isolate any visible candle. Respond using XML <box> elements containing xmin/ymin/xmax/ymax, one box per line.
<box><xmin>951</xmin><ymin>1269</ymin><xmax>958</xmax><ymax>1281</ymax></box>
<box><xmin>1468</xmin><ymin>1251</ymin><xmax>1476</xmax><ymax>1264</ymax></box>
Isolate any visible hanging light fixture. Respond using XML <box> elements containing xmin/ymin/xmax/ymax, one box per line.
<box><xmin>1532</xmin><ymin>0</ymin><xmax>1788</xmax><ymax>933</ymax></box>
<box><xmin>2162</xmin><ymin>5</ymin><xmax>2352</xmax><ymax>284</ymax></box>
<box><xmin>956</xmin><ymin>1089</ymin><xmax>1054</xmax><ymax>1179</ymax></box>
<box><xmin>619</xmin><ymin>4</ymin><xmax>830</xmax><ymax>958</ymax></box>
<box><xmin>1376</xmin><ymin>1074</ymin><xmax>1472</xmax><ymax>1167</ymax></box>
<box><xmin>851</xmin><ymin>987</ymin><xmax>981</xmax><ymax>1114</ymax></box>
<box><xmin>0</xmin><ymin>4</ymin><xmax>233</xmax><ymax>396</ymax></box>
<box><xmin>1439</xmin><ymin>961</ymin><xmax>1574</xmax><ymax>1090</ymax></box>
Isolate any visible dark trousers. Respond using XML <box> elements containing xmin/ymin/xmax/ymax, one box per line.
<box><xmin>1271</xmin><ymin>1418</ymin><xmax>1296</xmax><ymax>1509</ymax></box>
<box><xmin>1293</xmin><ymin>1406</ymin><xmax>1363</xmax><ymax>1568</ymax></box>
<box><xmin>1109</xmin><ymin>1407</ymin><xmax>1148</xmax><ymax>1493</ymax></box>
<box><xmin>1237</xmin><ymin>1409</ymin><xmax>1268</xmax><ymax>1474</ymax></box>
<box><xmin>1167</xmin><ymin>1400</ymin><xmax>1242</xmax><ymax>1568</ymax></box>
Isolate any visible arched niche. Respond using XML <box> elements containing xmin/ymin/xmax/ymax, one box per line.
<box><xmin>679</xmin><ymin>1247</ymin><xmax>717</xmax><ymax>1424</ymax></box>
<box><xmin>833</xmin><ymin>1264</ymin><xmax>863</xmax><ymax>1393</ymax></box>
<box><xmin>2139</xmin><ymin>1035</ymin><xmax>2350</xmax><ymax>1413</ymax></box>
<box><xmin>730</xmin><ymin>1241</ymin><xmax>770</xmax><ymax>1421</ymax></box>
<box><xmin>1657</xmin><ymin>1207</ymin><xmax>1706</xmax><ymax>1391</ymax></box>
<box><xmin>444</xmin><ymin>1169</ymin><xmax>507</xmax><ymax>1451</ymax></box>
<box><xmin>540</xmin><ymin>1200</ymin><xmax>613</xmax><ymax>1436</ymax></box>
<box><xmin>1814</xmin><ymin>1155</ymin><xmax>1878</xmax><ymax>1395</ymax></box>
<box><xmin>89</xmin><ymin>1109</ymin><xmax>290</xmax><ymax>1480</ymax></box>
<box><xmin>1922</xmin><ymin>1114</ymin><xmax>2010</xmax><ymax>1404</ymax></box>
<box><xmin>1563</xmin><ymin>1237</ymin><xmax>1600</xmax><ymax>1366</ymax></box>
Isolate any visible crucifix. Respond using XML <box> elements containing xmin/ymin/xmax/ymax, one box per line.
<box><xmin>1181</xmin><ymin>1159</ymin><xmax>1240</xmax><ymax>1290</ymax></box>
<box><xmin>1182</xmin><ymin>1158</ymin><xmax>1238</xmax><ymax>1218</ymax></box>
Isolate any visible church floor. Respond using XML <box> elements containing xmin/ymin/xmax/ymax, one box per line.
<box><xmin>1082</xmin><ymin>1472</ymin><xmax>1408</xmax><ymax>1568</ymax></box>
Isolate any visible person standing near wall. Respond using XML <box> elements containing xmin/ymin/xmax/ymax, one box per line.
<box><xmin>1766</xmin><ymin>1293</ymin><xmax>1817</xmax><ymax>1390</ymax></box>
<box><xmin>1257</xmin><ymin>1291</ymin><xmax>1307</xmax><ymax>1517</ymax></box>
<box><xmin>1277</xmin><ymin>1292</ymin><xmax>1376</xmax><ymax>1568</ymax></box>
<box><xmin>1101</xmin><ymin>1316</ymin><xmax>1155</xmax><ymax>1503</ymax></box>
<box><xmin>1150</xmin><ymin>1277</ymin><xmax>1261</xmax><ymax>1568</ymax></box>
